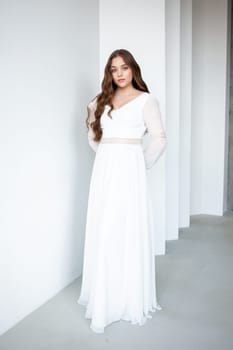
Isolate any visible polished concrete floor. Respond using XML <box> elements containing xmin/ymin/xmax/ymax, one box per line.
<box><xmin>0</xmin><ymin>212</ymin><xmax>233</xmax><ymax>350</ymax></box>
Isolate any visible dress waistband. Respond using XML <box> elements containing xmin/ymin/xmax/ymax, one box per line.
<box><xmin>101</xmin><ymin>137</ymin><xmax>142</xmax><ymax>144</ymax></box>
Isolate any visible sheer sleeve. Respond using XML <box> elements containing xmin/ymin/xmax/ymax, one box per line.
<box><xmin>142</xmin><ymin>95</ymin><xmax>167</xmax><ymax>169</ymax></box>
<box><xmin>87</xmin><ymin>97</ymin><xmax>99</xmax><ymax>152</ymax></box>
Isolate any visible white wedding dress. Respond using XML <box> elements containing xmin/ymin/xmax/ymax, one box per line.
<box><xmin>77</xmin><ymin>92</ymin><xmax>166</xmax><ymax>333</ymax></box>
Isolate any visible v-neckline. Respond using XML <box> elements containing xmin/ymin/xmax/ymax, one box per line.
<box><xmin>112</xmin><ymin>92</ymin><xmax>147</xmax><ymax>111</ymax></box>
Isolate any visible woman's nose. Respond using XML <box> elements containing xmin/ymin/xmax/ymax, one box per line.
<box><xmin>117</xmin><ymin>69</ymin><xmax>123</xmax><ymax>77</ymax></box>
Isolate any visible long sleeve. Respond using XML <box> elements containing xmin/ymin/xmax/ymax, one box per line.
<box><xmin>87</xmin><ymin>97</ymin><xmax>99</xmax><ymax>152</ymax></box>
<box><xmin>142</xmin><ymin>95</ymin><xmax>167</xmax><ymax>169</ymax></box>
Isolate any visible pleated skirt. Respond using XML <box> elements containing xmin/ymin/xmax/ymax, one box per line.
<box><xmin>77</xmin><ymin>142</ymin><xmax>162</xmax><ymax>333</ymax></box>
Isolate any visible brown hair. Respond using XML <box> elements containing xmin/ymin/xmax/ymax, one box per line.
<box><xmin>86</xmin><ymin>49</ymin><xmax>149</xmax><ymax>142</ymax></box>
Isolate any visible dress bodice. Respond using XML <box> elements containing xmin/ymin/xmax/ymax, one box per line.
<box><xmin>86</xmin><ymin>91</ymin><xmax>167</xmax><ymax>169</ymax></box>
<box><xmin>100</xmin><ymin>92</ymin><xmax>148</xmax><ymax>139</ymax></box>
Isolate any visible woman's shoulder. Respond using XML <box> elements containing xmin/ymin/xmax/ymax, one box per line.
<box><xmin>141</xmin><ymin>92</ymin><xmax>161</xmax><ymax>117</ymax></box>
<box><xmin>143</xmin><ymin>92</ymin><xmax>160</xmax><ymax>106</ymax></box>
<box><xmin>143</xmin><ymin>91</ymin><xmax>159</xmax><ymax>100</ymax></box>
<box><xmin>87</xmin><ymin>95</ymin><xmax>98</xmax><ymax>110</ymax></box>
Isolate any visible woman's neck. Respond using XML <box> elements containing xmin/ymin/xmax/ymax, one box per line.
<box><xmin>115</xmin><ymin>85</ymin><xmax>138</xmax><ymax>96</ymax></box>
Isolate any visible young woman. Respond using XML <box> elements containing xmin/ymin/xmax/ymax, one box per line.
<box><xmin>77</xmin><ymin>49</ymin><xmax>167</xmax><ymax>333</ymax></box>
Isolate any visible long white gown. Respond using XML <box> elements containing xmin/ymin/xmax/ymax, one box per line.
<box><xmin>77</xmin><ymin>92</ymin><xmax>166</xmax><ymax>333</ymax></box>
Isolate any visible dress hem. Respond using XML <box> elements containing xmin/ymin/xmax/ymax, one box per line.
<box><xmin>77</xmin><ymin>298</ymin><xmax>163</xmax><ymax>334</ymax></box>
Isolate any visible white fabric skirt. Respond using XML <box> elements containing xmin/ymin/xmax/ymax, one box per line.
<box><xmin>77</xmin><ymin>142</ymin><xmax>162</xmax><ymax>333</ymax></box>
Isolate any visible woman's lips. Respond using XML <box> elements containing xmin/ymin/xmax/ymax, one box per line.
<box><xmin>117</xmin><ymin>79</ymin><xmax>125</xmax><ymax>82</ymax></box>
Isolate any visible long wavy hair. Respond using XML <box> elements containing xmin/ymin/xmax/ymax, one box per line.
<box><xmin>86</xmin><ymin>49</ymin><xmax>150</xmax><ymax>142</ymax></box>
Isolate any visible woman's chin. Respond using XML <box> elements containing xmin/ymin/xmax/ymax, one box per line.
<box><xmin>115</xmin><ymin>82</ymin><xmax>131</xmax><ymax>89</ymax></box>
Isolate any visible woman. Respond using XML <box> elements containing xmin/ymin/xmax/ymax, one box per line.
<box><xmin>77</xmin><ymin>49</ymin><xmax>167</xmax><ymax>333</ymax></box>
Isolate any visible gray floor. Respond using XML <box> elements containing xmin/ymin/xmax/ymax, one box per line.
<box><xmin>1</xmin><ymin>213</ymin><xmax>233</xmax><ymax>350</ymax></box>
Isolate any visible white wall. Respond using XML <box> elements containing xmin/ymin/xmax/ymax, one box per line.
<box><xmin>192</xmin><ymin>0</ymin><xmax>229</xmax><ymax>215</ymax></box>
<box><xmin>0</xmin><ymin>0</ymin><xmax>99</xmax><ymax>336</ymax></box>
<box><xmin>99</xmin><ymin>0</ymin><xmax>167</xmax><ymax>254</ymax></box>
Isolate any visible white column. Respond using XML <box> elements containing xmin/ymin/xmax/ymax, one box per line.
<box><xmin>165</xmin><ymin>0</ymin><xmax>181</xmax><ymax>239</ymax></box>
<box><xmin>179</xmin><ymin>0</ymin><xmax>192</xmax><ymax>227</ymax></box>
<box><xmin>99</xmin><ymin>0</ymin><xmax>166</xmax><ymax>255</ymax></box>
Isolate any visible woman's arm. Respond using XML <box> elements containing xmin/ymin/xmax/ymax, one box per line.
<box><xmin>142</xmin><ymin>95</ymin><xmax>167</xmax><ymax>169</ymax></box>
<box><xmin>87</xmin><ymin>98</ymin><xmax>99</xmax><ymax>152</ymax></box>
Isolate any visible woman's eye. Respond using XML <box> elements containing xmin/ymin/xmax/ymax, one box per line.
<box><xmin>111</xmin><ymin>69</ymin><xmax>117</xmax><ymax>73</ymax></box>
<box><xmin>123</xmin><ymin>66</ymin><xmax>128</xmax><ymax>70</ymax></box>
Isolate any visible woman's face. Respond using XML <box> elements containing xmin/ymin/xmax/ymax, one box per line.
<box><xmin>110</xmin><ymin>56</ymin><xmax>133</xmax><ymax>89</ymax></box>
